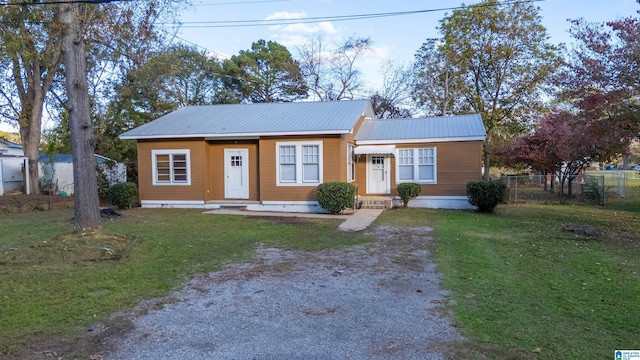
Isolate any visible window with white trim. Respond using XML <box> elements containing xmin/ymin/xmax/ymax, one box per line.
<box><xmin>396</xmin><ymin>147</ymin><xmax>436</xmax><ymax>183</ymax></box>
<box><xmin>347</xmin><ymin>144</ymin><xmax>355</xmax><ymax>182</ymax></box>
<box><xmin>152</xmin><ymin>149</ymin><xmax>191</xmax><ymax>185</ymax></box>
<box><xmin>276</xmin><ymin>141</ymin><xmax>323</xmax><ymax>185</ymax></box>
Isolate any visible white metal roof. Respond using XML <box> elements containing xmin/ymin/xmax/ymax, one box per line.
<box><xmin>355</xmin><ymin>114</ymin><xmax>486</xmax><ymax>144</ymax></box>
<box><xmin>119</xmin><ymin>100</ymin><xmax>373</xmax><ymax>140</ymax></box>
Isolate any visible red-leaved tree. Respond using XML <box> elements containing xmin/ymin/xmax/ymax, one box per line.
<box><xmin>499</xmin><ymin>109</ymin><xmax>628</xmax><ymax>195</ymax></box>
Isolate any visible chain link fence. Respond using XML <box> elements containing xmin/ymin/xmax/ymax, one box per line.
<box><xmin>499</xmin><ymin>171</ymin><xmax>632</xmax><ymax>206</ymax></box>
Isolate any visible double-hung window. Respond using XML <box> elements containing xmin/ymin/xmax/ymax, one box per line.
<box><xmin>152</xmin><ymin>149</ymin><xmax>191</xmax><ymax>185</ymax></box>
<box><xmin>347</xmin><ymin>145</ymin><xmax>355</xmax><ymax>182</ymax></box>
<box><xmin>276</xmin><ymin>141</ymin><xmax>323</xmax><ymax>185</ymax></box>
<box><xmin>396</xmin><ymin>147</ymin><xmax>436</xmax><ymax>184</ymax></box>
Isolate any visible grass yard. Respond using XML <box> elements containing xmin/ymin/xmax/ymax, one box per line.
<box><xmin>2</xmin><ymin>186</ymin><xmax>639</xmax><ymax>359</ymax></box>
<box><xmin>378</xmin><ymin>187</ymin><xmax>640</xmax><ymax>359</ymax></box>
<box><xmin>0</xmin><ymin>209</ymin><xmax>371</xmax><ymax>357</ymax></box>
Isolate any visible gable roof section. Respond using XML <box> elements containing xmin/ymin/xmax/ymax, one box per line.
<box><xmin>0</xmin><ymin>137</ymin><xmax>22</xmax><ymax>149</ymax></box>
<box><xmin>119</xmin><ymin>100</ymin><xmax>373</xmax><ymax>140</ymax></box>
<box><xmin>38</xmin><ymin>154</ymin><xmax>118</xmax><ymax>164</ymax></box>
<box><xmin>355</xmin><ymin>114</ymin><xmax>486</xmax><ymax>144</ymax></box>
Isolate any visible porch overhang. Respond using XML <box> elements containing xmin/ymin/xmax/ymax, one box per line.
<box><xmin>354</xmin><ymin>145</ymin><xmax>396</xmax><ymax>155</ymax></box>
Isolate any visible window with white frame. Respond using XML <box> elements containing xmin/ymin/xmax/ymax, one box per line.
<box><xmin>396</xmin><ymin>147</ymin><xmax>436</xmax><ymax>183</ymax></box>
<box><xmin>152</xmin><ymin>149</ymin><xmax>191</xmax><ymax>185</ymax></box>
<box><xmin>276</xmin><ymin>141</ymin><xmax>323</xmax><ymax>185</ymax></box>
<box><xmin>347</xmin><ymin>144</ymin><xmax>355</xmax><ymax>182</ymax></box>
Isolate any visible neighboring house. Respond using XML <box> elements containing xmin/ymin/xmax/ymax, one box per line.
<box><xmin>119</xmin><ymin>100</ymin><xmax>486</xmax><ymax>212</ymax></box>
<box><xmin>0</xmin><ymin>137</ymin><xmax>28</xmax><ymax>195</ymax></box>
<box><xmin>38</xmin><ymin>154</ymin><xmax>127</xmax><ymax>195</ymax></box>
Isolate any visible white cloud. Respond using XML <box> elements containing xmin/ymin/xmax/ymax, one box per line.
<box><xmin>265</xmin><ymin>10</ymin><xmax>338</xmax><ymax>49</ymax></box>
<box><xmin>265</xmin><ymin>11</ymin><xmax>306</xmax><ymax>21</ymax></box>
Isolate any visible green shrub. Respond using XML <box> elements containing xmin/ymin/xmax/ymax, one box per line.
<box><xmin>466</xmin><ymin>180</ymin><xmax>507</xmax><ymax>213</ymax></box>
<box><xmin>582</xmin><ymin>178</ymin><xmax>604</xmax><ymax>205</ymax></box>
<box><xmin>316</xmin><ymin>182</ymin><xmax>356</xmax><ymax>214</ymax></box>
<box><xmin>107</xmin><ymin>182</ymin><xmax>138</xmax><ymax>209</ymax></box>
<box><xmin>397</xmin><ymin>183</ymin><xmax>422</xmax><ymax>207</ymax></box>
<box><xmin>97</xmin><ymin>165</ymin><xmax>110</xmax><ymax>201</ymax></box>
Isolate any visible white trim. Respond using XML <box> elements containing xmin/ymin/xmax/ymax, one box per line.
<box><xmin>356</xmin><ymin>136</ymin><xmax>486</xmax><ymax>145</ymax></box>
<box><xmin>151</xmin><ymin>149</ymin><xmax>191</xmax><ymax>186</ymax></box>
<box><xmin>392</xmin><ymin>196</ymin><xmax>475</xmax><ymax>210</ymax></box>
<box><xmin>224</xmin><ymin>148</ymin><xmax>249</xmax><ymax>199</ymax></box>
<box><xmin>276</xmin><ymin>141</ymin><xmax>323</xmax><ymax>186</ymax></box>
<box><xmin>247</xmin><ymin>201</ymin><xmax>328</xmax><ymax>213</ymax></box>
<box><xmin>120</xmin><ymin>129</ymin><xmax>352</xmax><ymax>140</ymax></box>
<box><xmin>366</xmin><ymin>154</ymin><xmax>391</xmax><ymax>194</ymax></box>
<box><xmin>141</xmin><ymin>200</ymin><xmax>221</xmax><ymax>209</ymax></box>
<box><xmin>395</xmin><ymin>147</ymin><xmax>437</xmax><ymax>185</ymax></box>
<box><xmin>347</xmin><ymin>144</ymin><xmax>355</xmax><ymax>182</ymax></box>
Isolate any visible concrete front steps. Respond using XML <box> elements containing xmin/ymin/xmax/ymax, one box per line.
<box><xmin>358</xmin><ymin>196</ymin><xmax>394</xmax><ymax>209</ymax></box>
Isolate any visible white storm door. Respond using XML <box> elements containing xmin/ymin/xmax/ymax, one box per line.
<box><xmin>367</xmin><ymin>155</ymin><xmax>390</xmax><ymax>194</ymax></box>
<box><xmin>224</xmin><ymin>149</ymin><xmax>249</xmax><ymax>199</ymax></box>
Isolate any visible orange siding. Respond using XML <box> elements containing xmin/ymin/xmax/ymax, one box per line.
<box><xmin>392</xmin><ymin>141</ymin><xmax>483</xmax><ymax>196</ymax></box>
<box><xmin>206</xmin><ymin>141</ymin><xmax>259</xmax><ymax>201</ymax></box>
<box><xmin>259</xmin><ymin>135</ymin><xmax>342</xmax><ymax>201</ymax></box>
<box><xmin>137</xmin><ymin>140</ymin><xmax>207</xmax><ymax>201</ymax></box>
<box><xmin>355</xmin><ymin>141</ymin><xmax>483</xmax><ymax>197</ymax></box>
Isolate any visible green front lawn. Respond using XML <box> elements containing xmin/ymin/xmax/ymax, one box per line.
<box><xmin>0</xmin><ymin>209</ymin><xmax>370</xmax><ymax>356</ymax></box>
<box><xmin>2</xmin><ymin>190</ymin><xmax>638</xmax><ymax>359</ymax></box>
<box><xmin>378</xmin><ymin>200</ymin><xmax>640</xmax><ymax>359</ymax></box>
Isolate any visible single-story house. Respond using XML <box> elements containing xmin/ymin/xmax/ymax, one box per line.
<box><xmin>38</xmin><ymin>154</ymin><xmax>127</xmax><ymax>195</ymax></box>
<box><xmin>119</xmin><ymin>99</ymin><xmax>486</xmax><ymax>212</ymax></box>
<box><xmin>0</xmin><ymin>137</ymin><xmax>28</xmax><ymax>195</ymax></box>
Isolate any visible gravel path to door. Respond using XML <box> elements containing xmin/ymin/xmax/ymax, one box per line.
<box><xmin>100</xmin><ymin>225</ymin><xmax>462</xmax><ymax>360</ymax></box>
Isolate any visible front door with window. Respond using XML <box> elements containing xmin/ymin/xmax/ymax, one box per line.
<box><xmin>224</xmin><ymin>149</ymin><xmax>249</xmax><ymax>199</ymax></box>
<box><xmin>367</xmin><ymin>155</ymin><xmax>390</xmax><ymax>194</ymax></box>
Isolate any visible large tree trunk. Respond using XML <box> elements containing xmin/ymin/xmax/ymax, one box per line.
<box><xmin>482</xmin><ymin>143</ymin><xmax>491</xmax><ymax>180</ymax></box>
<box><xmin>19</xmin><ymin>100</ymin><xmax>44</xmax><ymax>195</ymax></box>
<box><xmin>61</xmin><ymin>3</ymin><xmax>100</xmax><ymax>231</ymax></box>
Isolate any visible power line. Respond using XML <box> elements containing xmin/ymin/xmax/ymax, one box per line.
<box><xmin>0</xmin><ymin>0</ymin><xmax>126</xmax><ymax>6</ymax></box>
<box><xmin>176</xmin><ymin>0</ymin><xmax>545</xmax><ymax>28</ymax></box>
<box><xmin>193</xmin><ymin>0</ymin><xmax>289</xmax><ymax>6</ymax></box>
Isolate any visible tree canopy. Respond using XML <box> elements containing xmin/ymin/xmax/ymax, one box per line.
<box><xmin>417</xmin><ymin>0</ymin><xmax>561</xmax><ymax>178</ymax></box>
<box><xmin>222</xmin><ymin>40</ymin><xmax>307</xmax><ymax>103</ymax></box>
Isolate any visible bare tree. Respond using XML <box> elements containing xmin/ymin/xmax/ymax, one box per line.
<box><xmin>370</xmin><ymin>61</ymin><xmax>413</xmax><ymax>118</ymax></box>
<box><xmin>298</xmin><ymin>35</ymin><xmax>372</xmax><ymax>101</ymax></box>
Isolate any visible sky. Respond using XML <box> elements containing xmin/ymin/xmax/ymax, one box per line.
<box><xmin>1</xmin><ymin>0</ymin><xmax>638</xmax><ymax>133</ymax></box>
<box><xmin>176</xmin><ymin>0</ymin><xmax>639</xmax><ymax>91</ymax></box>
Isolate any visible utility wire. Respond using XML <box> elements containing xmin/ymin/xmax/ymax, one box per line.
<box><xmin>0</xmin><ymin>0</ymin><xmax>127</xmax><ymax>6</ymax></box>
<box><xmin>176</xmin><ymin>0</ymin><xmax>545</xmax><ymax>28</ymax></box>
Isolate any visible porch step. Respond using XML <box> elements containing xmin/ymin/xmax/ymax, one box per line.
<box><xmin>359</xmin><ymin>198</ymin><xmax>393</xmax><ymax>209</ymax></box>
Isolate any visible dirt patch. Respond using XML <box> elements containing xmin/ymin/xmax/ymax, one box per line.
<box><xmin>0</xmin><ymin>194</ymin><xmax>74</xmax><ymax>213</ymax></box>
<box><xmin>0</xmin><ymin>231</ymin><xmax>137</xmax><ymax>266</ymax></box>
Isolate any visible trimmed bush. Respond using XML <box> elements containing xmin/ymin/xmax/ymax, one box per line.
<box><xmin>397</xmin><ymin>183</ymin><xmax>422</xmax><ymax>207</ymax></box>
<box><xmin>466</xmin><ymin>180</ymin><xmax>507</xmax><ymax>213</ymax></box>
<box><xmin>107</xmin><ymin>182</ymin><xmax>138</xmax><ymax>209</ymax></box>
<box><xmin>316</xmin><ymin>182</ymin><xmax>356</xmax><ymax>214</ymax></box>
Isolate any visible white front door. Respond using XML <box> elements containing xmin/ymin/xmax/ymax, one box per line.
<box><xmin>367</xmin><ymin>155</ymin><xmax>390</xmax><ymax>194</ymax></box>
<box><xmin>224</xmin><ymin>149</ymin><xmax>249</xmax><ymax>199</ymax></box>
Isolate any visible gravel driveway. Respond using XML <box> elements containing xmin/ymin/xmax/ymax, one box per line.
<box><xmin>100</xmin><ymin>225</ymin><xmax>462</xmax><ymax>360</ymax></box>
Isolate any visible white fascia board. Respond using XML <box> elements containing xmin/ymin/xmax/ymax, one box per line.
<box><xmin>120</xmin><ymin>129</ymin><xmax>352</xmax><ymax>141</ymax></box>
<box><xmin>356</xmin><ymin>136</ymin><xmax>486</xmax><ymax>145</ymax></box>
